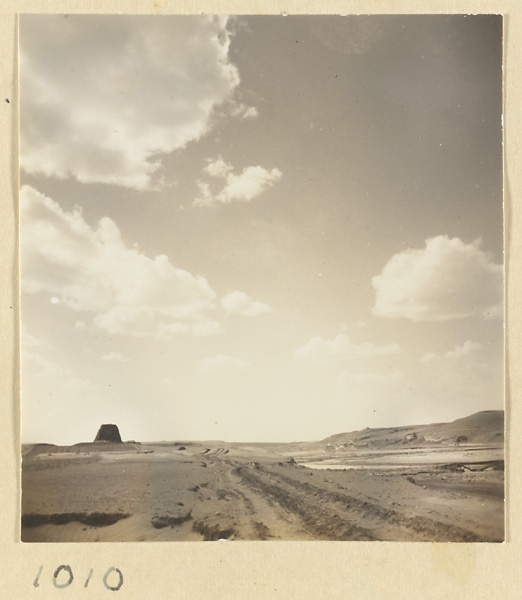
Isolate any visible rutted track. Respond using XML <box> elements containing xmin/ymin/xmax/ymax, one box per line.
<box><xmin>21</xmin><ymin>440</ymin><xmax>503</xmax><ymax>542</ymax></box>
<box><xmin>192</xmin><ymin>455</ymin><xmax>314</xmax><ymax>540</ymax></box>
<box><xmin>233</xmin><ymin>463</ymin><xmax>481</xmax><ymax>542</ymax></box>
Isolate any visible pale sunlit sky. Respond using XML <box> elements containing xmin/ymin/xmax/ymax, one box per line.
<box><xmin>20</xmin><ymin>15</ymin><xmax>503</xmax><ymax>444</ymax></box>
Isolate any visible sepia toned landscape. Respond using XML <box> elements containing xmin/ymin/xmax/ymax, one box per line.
<box><xmin>22</xmin><ymin>411</ymin><xmax>504</xmax><ymax>542</ymax></box>
<box><xmin>19</xmin><ymin>15</ymin><xmax>504</xmax><ymax>544</ymax></box>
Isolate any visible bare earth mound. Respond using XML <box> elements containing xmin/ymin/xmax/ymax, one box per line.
<box><xmin>321</xmin><ymin>411</ymin><xmax>504</xmax><ymax>449</ymax></box>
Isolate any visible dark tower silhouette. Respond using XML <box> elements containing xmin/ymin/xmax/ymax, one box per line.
<box><xmin>94</xmin><ymin>424</ymin><xmax>122</xmax><ymax>443</ymax></box>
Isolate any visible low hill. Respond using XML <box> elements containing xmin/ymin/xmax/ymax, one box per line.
<box><xmin>23</xmin><ymin>441</ymin><xmax>143</xmax><ymax>459</ymax></box>
<box><xmin>321</xmin><ymin>410</ymin><xmax>504</xmax><ymax>450</ymax></box>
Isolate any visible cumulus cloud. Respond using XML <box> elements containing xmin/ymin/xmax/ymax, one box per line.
<box><xmin>194</xmin><ymin>158</ymin><xmax>282</xmax><ymax>207</ymax></box>
<box><xmin>199</xmin><ymin>354</ymin><xmax>251</xmax><ymax>373</ymax></box>
<box><xmin>194</xmin><ymin>181</ymin><xmax>214</xmax><ymax>207</ymax></box>
<box><xmin>101</xmin><ymin>352</ymin><xmax>129</xmax><ymax>362</ymax></box>
<box><xmin>203</xmin><ymin>156</ymin><xmax>233</xmax><ymax>178</ymax></box>
<box><xmin>293</xmin><ymin>333</ymin><xmax>400</xmax><ymax>363</ymax></box>
<box><xmin>20</xmin><ymin>15</ymin><xmax>241</xmax><ymax>190</ymax></box>
<box><xmin>239</xmin><ymin>106</ymin><xmax>259</xmax><ymax>119</ymax></box>
<box><xmin>230</xmin><ymin>102</ymin><xmax>259</xmax><ymax>120</ymax></box>
<box><xmin>216</xmin><ymin>166</ymin><xmax>282</xmax><ymax>205</ymax></box>
<box><xmin>372</xmin><ymin>236</ymin><xmax>503</xmax><ymax>321</ymax></box>
<box><xmin>21</xmin><ymin>185</ymin><xmax>222</xmax><ymax>339</ymax></box>
<box><xmin>221</xmin><ymin>291</ymin><xmax>272</xmax><ymax>316</ymax></box>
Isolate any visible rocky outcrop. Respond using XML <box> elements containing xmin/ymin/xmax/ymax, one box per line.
<box><xmin>94</xmin><ymin>424</ymin><xmax>122</xmax><ymax>443</ymax></box>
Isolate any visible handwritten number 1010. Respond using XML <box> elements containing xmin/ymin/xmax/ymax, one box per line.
<box><xmin>33</xmin><ymin>565</ymin><xmax>123</xmax><ymax>591</ymax></box>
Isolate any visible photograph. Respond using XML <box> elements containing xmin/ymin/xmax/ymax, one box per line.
<box><xmin>19</xmin><ymin>14</ymin><xmax>504</xmax><ymax>543</ymax></box>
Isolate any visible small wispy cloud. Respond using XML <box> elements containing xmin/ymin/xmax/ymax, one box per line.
<box><xmin>229</xmin><ymin>102</ymin><xmax>259</xmax><ymax>120</ymax></box>
<box><xmin>194</xmin><ymin>157</ymin><xmax>282</xmax><ymax>207</ymax></box>
<box><xmin>203</xmin><ymin>156</ymin><xmax>233</xmax><ymax>178</ymax></box>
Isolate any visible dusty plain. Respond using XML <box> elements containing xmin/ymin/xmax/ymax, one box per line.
<box><xmin>21</xmin><ymin>411</ymin><xmax>504</xmax><ymax>542</ymax></box>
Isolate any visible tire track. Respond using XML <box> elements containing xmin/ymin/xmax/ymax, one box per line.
<box><xmin>235</xmin><ymin>464</ymin><xmax>480</xmax><ymax>542</ymax></box>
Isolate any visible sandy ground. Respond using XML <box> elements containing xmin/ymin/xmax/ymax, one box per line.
<box><xmin>21</xmin><ymin>441</ymin><xmax>504</xmax><ymax>542</ymax></box>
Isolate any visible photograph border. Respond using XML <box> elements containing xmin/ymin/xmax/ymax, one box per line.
<box><xmin>2</xmin><ymin>0</ymin><xmax>521</xmax><ymax>597</ymax></box>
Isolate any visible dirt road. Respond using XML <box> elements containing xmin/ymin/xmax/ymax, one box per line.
<box><xmin>21</xmin><ymin>442</ymin><xmax>504</xmax><ymax>542</ymax></box>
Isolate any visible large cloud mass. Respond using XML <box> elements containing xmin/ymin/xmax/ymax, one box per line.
<box><xmin>372</xmin><ymin>236</ymin><xmax>503</xmax><ymax>321</ymax></box>
<box><xmin>20</xmin><ymin>15</ymin><xmax>241</xmax><ymax>190</ymax></box>
<box><xmin>20</xmin><ymin>185</ymin><xmax>222</xmax><ymax>339</ymax></box>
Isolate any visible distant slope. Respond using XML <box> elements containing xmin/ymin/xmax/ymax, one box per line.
<box><xmin>24</xmin><ymin>441</ymin><xmax>143</xmax><ymax>459</ymax></box>
<box><xmin>321</xmin><ymin>411</ymin><xmax>504</xmax><ymax>449</ymax></box>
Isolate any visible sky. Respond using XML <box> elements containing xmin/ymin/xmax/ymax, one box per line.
<box><xmin>19</xmin><ymin>14</ymin><xmax>504</xmax><ymax>445</ymax></box>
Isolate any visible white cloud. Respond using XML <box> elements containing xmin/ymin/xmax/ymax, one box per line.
<box><xmin>194</xmin><ymin>161</ymin><xmax>282</xmax><ymax>207</ymax></box>
<box><xmin>216</xmin><ymin>166</ymin><xmax>282</xmax><ymax>205</ymax></box>
<box><xmin>372</xmin><ymin>235</ymin><xmax>503</xmax><ymax>321</ymax></box>
<box><xmin>101</xmin><ymin>352</ymin><xmax>129</xmax><ymax>362</ymax></box>
<box><xmin>293</xmin><ymin>333</ymin><xmax>400</xmax><ymax>363</ymax></box>
<box><xmin>194</xmin><ymin>181</ymin><xmax>214</xmax><ymax>207</ymax></box>
<box><xmin>203</xmin><ymin>156</ymin><xmax>233</xmax><ymax>178</ymax></box>
<box><xmin>221</xmin><ymin>290</ymin><xmax>272</xmax><ymax>316</ymax></box>
<box><xmin>21</xmin><ymin>185</ymin><xmax>221</xmax><ymax>339</ymax></box>
<box><xmin>199</xmin><ymin>354</ymin><xmax>251</xmax><ymax>373</ymax></box>
<box><xmin>230</xmin><ymin>103</ymin><xmax>258</xmax><ymax>119</ymax></box>
<box><xmin>20</xmin><ymin>15</ymin><xmax>241</xmax><ymax>190</ymax></box>
<box><xmin>239</xmin><ymin>106</ymin><xmax>259</xmax><ymax>119</ymax></box>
